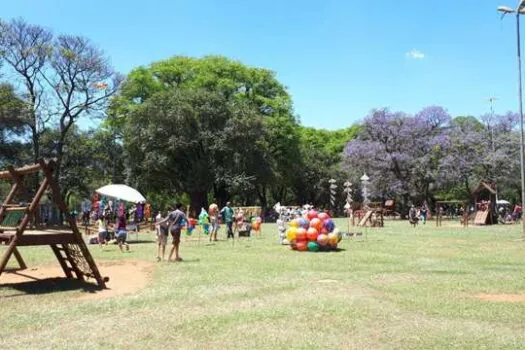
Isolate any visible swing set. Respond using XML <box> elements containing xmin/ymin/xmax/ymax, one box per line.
<box><xmin>0</xmin><ymin>159</ymin><xmax>107</xmax><ymax>288</ymax></box>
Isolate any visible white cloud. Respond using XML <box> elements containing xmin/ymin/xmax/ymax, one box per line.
<box><xmin>406</xmin><ymin>49</ymin><xmax>425</xmax><ymax>60</ymax></box>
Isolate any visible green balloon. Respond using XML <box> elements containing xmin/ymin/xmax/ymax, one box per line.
<box><xmin>307</xmin><ymin>241</ymin><xmax>320</xmax><ymax>252</ymax></box>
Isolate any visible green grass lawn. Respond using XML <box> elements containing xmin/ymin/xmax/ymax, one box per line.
<box><xmin>2</xmin><ymin>220</ymin><xmax>525</xmax><ymax>349</ymax></box>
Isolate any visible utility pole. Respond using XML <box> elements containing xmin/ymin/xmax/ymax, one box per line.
<box><xmin>487</xmin><ymin>96</ymin><xmax>499</xmax><ymax>202</ymax></box>
<box><xmin>498</xmin><ymin>1</ymin><xmax>525</xmax><ymax>238</ymax></box>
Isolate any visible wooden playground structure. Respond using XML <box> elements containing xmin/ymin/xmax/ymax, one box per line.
<box><xmin>472</xmin><ymin>182</ymin><xmax>497</xmax><ymax>225</ymax></box>
<box><xmin>0</xmin><ymin>159</ymin><xmax>107</xmax><ymax>288</ymax></box>
<box><xmin>356</xmin><ymin>202</ymin><xmax>384</xmax><ymax>227</ymax></box>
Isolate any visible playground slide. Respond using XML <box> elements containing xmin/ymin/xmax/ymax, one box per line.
<box><xmin>357</xmin><ymin>210</ymin><xmax>373</xmax><ymax>227</ymax></box>
<box><xmin>473</xmin><ymin>210</ymin><xmax>489</xmax><ymax>225</ymax></box>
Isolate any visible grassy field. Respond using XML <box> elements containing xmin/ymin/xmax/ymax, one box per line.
<box><xmin>2</xmin><ymin>220</ymin><xmax>525</xmax><ymax>349</ymax></box>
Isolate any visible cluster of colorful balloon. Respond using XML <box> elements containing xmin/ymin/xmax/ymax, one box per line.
<box><xmin>199</xmin><ymin>209</ymin><xmax>210</xmax><ymax>235</ymax></box>
<box><xmin>251</xmin><ymin>216</ymin><xmax>262</xmax><ymax>232</ymax></box>
<box><xmin>185</xmin><ymin>218</ymin><xmax>198</xmax><ymax>235</ymax></box>
<box><xmin>285</xmin><ymin>211</ymin><xmax>341</xmax><ymax>252</ymax></box>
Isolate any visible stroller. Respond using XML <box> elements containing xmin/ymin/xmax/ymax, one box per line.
<box><xmin>237</xmin><ymin>221</ymin><xmax>252</xmax><ymax>237</ymax></box>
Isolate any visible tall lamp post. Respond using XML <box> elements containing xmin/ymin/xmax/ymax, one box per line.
<box><xmin>499</xmin><ymin>1</ymin><xmax>525</xmax><ymax>238</ymax></box>
<box><xmin>361</xmin><ymin>174</ymin><xmax>370</xmax><ymax>209</ymax></box>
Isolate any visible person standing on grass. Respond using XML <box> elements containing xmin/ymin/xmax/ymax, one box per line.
<box><xmin>420</xmin><ymin>203</ymin><xmax>428</xmax><ymax>225</ymax></box>
<box><xmin>116</xmin><ymin>215</ymin><xmax>130</xmax><ymax>252</ymax></box>
<box><xmin>155</xmin><ymin>211</ymin><xmax>163</xmax><ymax>239</ymax></box>
<box><xmin>209</xmin><ymin>203</ymin><xmax>219</xmax><ymax>241</ymax></box>
<box><xmin>221</xmin><ymin>202</ymin><xmax>234</xmax><ymax>239</ymax></box>
<box><xmin>96</xmin><ymin>215</ymin><xmax>109</xmax><ymax>249</ymax></box>
<box><xmin>156</xmin><ymin>211</ymin><xmax>169</xmax><ymax>262</ymax></box>
<box><xmin>156</xmin><ymin>203</ymin><xmax>186</xmax><ymax>262</ymax></box>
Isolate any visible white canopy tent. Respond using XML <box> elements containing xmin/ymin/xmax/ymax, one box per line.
<box><xmin>95</xmin><ymin>184</ymin><xmax>146</xmax><ymax>203</ymax></box>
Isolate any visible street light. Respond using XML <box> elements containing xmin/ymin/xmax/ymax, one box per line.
<box><xmin>499</xmin><ymin>1</ymin><xmax>525</xmax><ymax>238</ymax></box>
<box><xmin>360</xmin><ymin>173</ymin><xmax>370</xmax><ymax>208</ymax></box>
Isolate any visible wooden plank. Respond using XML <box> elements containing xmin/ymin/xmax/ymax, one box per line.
<box><xmin>5</xmin><ymin>207</ymin><xmax>28</xmax><ymax>212</ymax></box>
<box><xmin>15</xmin><ymin>233</ymin><xmax>76</xmax><ymax>246</ymax></box>
<box><xmin>357</xmin><ymin>210</ymin><xmax>373</xmax><ymax>227</ymax></box>
<box><xmin>0</xmin><ymin>163</ymin><xmax>42</xmax><ymax>180</ymax></box>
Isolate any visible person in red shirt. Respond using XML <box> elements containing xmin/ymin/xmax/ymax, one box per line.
<box><xmin>513</xmin><ymin>204</ymin><xmax>522</xmax><ymax>222</ymax></box>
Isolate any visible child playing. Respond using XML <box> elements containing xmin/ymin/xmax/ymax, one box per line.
<box><xmin>116</xmin><ymin>215</ymin><xmax>130</xmax><ymax>252</ymax></box>
<box><xmin>96</xmin><ymin>215</ymin><xmax>109</xmax><ymax>249</ymax></box>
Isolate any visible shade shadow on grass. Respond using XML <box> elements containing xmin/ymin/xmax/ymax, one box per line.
<box><xmin>0</xmin><ymin>277</ymin><xmax>102</xmax><ymax>298</ymax></box>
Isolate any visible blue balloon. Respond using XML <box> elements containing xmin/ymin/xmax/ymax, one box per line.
<box><xmin>324</xmin><ymin>219</ymin><xmax>335</xmax><ymax>232</ymax></box>
<box><xmin>300</xmin><ymin>218</ymin><xmax>309</xmax><ymax>229</ymax></box>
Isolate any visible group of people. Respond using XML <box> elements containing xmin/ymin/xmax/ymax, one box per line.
<box><xmin>153</xmin><ymin>202</ymin><xmax>257</xmax><ymax>262</ymax></box>
<box><xmin>82</xmin><ymin>195</ymin><xmax>152</xmax><ymax>230</ymax></box>
<box><xmin>408</xmin><ymin>204</ymin><xmax>429</xmax><ymax>227</ymax></box>
<box><xmin>95</xmin><ymin>213</ymin><xmax>130</xmax><ymax>253</ymax></box>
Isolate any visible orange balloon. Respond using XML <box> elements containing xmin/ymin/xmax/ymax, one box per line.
<box><xmin>309</xmin><ymin>218</ymin><xmax>323</xmax><ymax>231</ymax></box>
<box><xmin>296</xmin><ymin>228</ymin><xmax>307</xmax><ymax>242</ymax></box>
<box><xmin>306</xmin><ymin>227</ymin><xmax>319</xmax><ymax>241</ymax></box>
<box><xmin>296</xmin><ymin>241</ymin><xmax>307</xmax><ymax>251</ymax></box>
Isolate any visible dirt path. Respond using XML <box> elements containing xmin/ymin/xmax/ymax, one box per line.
<box><xmin>1</xmin><ymin>260</ymin><xmax>154</xmax><ymax>301</ymax></box>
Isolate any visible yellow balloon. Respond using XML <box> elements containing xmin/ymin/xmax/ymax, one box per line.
<box><xmin>327</xmin><ymin>233</ymin><xmax>338</xmax><ymax>246</ymax></box>
<box><xmin>289</xmin><ymin>219</ymin><xmax>299</xmax><ymax>228</ymax></box>
<box><xmin>286</xmin><ymin>227</ymin><xmax>297</xmax><ymax>241</ymax></box>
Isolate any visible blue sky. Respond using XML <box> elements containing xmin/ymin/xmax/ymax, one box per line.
<box><xmin>1</xmin><ymin>0</ymin><xmax>522</xmax><ymax>129</ymax></box>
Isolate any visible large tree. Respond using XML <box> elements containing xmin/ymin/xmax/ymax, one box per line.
<box><xmin>123</xmin><ymin>88</ymin><xmax>269</xmax><ymax>210</ymax></box>
<box><xmin>111</xmin><ymin>55</ymin><xmax>299</xmax><ymax>209</ymax></box>
<box><xmin>0</xmin><ymin>83</ymin><xmax>28</xmax><ymax>166</ymax></box>
<box><xmin>344</xmin><ymin>106</ymin><xmax>451</xmax><ymax>212</ymax></box>
<box><xmin>0</xmin><ymin>18</ymin><xmax>120</xmax><ymax>187</ymax></box>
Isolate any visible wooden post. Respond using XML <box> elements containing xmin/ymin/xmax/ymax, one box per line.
<box><xmin>0</xmin><ymin>166</ymin><xmax>20</xmax><ymax>223</ymax></box>
<box><xmin>0</xmin><ymin>168</ymin><xmax>48</xmax><ymax>276</ymax></box>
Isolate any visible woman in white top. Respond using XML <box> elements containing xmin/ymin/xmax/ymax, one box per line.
<box><xmin>97</xmin><ymin>215</ymin><xmax>108</xmax><ymax>249</ymax></box>
<box><xmin>155</xmin><ymin>212</ymin><xmax>163</xmax><ymax>240</ymax></box>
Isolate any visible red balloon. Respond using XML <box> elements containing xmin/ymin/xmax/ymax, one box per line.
<box><xmin>307</xmin><ymin>210</ymin><xmax>318</xmax><ymax>220</ymax></box>
<box><xmin>306</xmin><ymin>227</ymin><xmax>319</xmax><ymax>241</ymax></box>
<box><xmin>320</xmin><ymin>227</ymin><xmax>329</xmax><ymax>234</ymax></box>
<box><xmin>318</xmin><ymin>212</ymin><xmax>330</xmax><ymax>221</ymax></box>
<box><xmin>309</xmin><ymin>218</ymin><xmax>323</xmax><ymax>231</ymax></box>
<box><xmin>296</xmin><ymin>228</ymin><xmax>307</xmax><ymax>242</ymax></box>
<box><xmin>296</xmin><ymin>241</ymin><xmax>307</xmax><ymax>251</ymax></box>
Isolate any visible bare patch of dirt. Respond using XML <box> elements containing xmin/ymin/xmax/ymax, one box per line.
<box><xmin>474</xmin><ymin>293</ymin><xmax>525</xmax><ymax>303</ymax></box>
<box><xmin>1</xmin><ymin>260</ymin><xmax>154</xmax><ymax>301</ymax></box>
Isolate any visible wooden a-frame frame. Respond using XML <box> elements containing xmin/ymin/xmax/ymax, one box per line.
<box><xmin>0</xmin><ymin>159</ymin><xmax>107</xmax><ymax>288</ymax></box>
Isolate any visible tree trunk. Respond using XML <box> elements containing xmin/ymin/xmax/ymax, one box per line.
<box><xmin>190</xmin><ymin>190</ymin><xmax>208</xmax><ymax>214</ymax></box>
<box><xmin>213</xmin><ymin>184</ymin><xmax>229</xmax><ymax>207</ymax></box>
<box><xmin>400</xmin><ymin>193</ymin><xmax>410</xmax><ymax>219</ymax></box>
<box><xmin>257</xmin><ymin>184</ymin><xmax>267</xmax><ymax>210</ymax></box>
